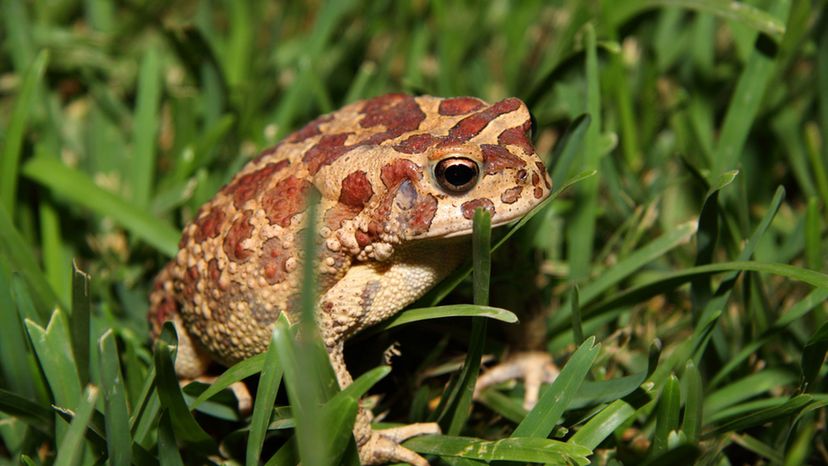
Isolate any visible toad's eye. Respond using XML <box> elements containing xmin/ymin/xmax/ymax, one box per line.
<box><xmin>434</xmin><ymin>157</ymin><xmax>480</xmax><ymax>193</ymax></box>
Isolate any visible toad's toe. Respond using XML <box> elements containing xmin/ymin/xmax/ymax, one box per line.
<box><xmin>474</xmin><ymin>351</ymin><xmax>559</xmax><ymax>410</ymax></box>
<box><xmin>358</xmin><ymin>422</ymin><xmax>440</xmax><ymax>465</ymax></box>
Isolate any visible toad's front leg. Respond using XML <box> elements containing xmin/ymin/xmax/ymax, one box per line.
<box><xmin>318</xmin><ymin>248</ymin><xmax>461</xmax><ymax>465</ymax></box>
<box><xmin>327</xmin><ymin>342</ymin><xmax>439</xmax><ymax>466</ymax></box>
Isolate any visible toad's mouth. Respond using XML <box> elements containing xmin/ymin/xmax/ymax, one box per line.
<box><xmin>429</xmin><ymin>204</ymin><xmax>542</xmax><ymax>240</ymax></box>
<box><xmin>439</xmin><ymin>213</ymin><xmax>524</xmax><ymax>239</ymax></box>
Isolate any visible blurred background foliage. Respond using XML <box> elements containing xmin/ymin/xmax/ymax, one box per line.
<box><xmin>1</xmin><ymin>0</ymin><xmax>827</xmax><ymax>464</ymax></box>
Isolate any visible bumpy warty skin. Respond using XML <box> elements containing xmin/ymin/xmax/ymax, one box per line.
<box><xmin>149</xmin><ymin>93</ymin><xmax>552</xmax><ymax>377</ymax></box>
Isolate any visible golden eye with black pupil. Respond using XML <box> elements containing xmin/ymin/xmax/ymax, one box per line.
<box><xmin>434</xmin><ymin>157</ymin><xmax>479</xmax><ymax>193</ymax></box>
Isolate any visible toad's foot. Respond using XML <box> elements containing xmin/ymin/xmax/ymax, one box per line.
<box><xmin>359</xmin><ymin>423</ymin><xmax>441</xmax><ymax>466</ymax></box>
<box><xmin>474</xmin><ymin>351</ymin><xmax>559</xmax><ymax>410</ymax></box>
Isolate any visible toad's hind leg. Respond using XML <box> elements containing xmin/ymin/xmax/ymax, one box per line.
<box><xmin>149</xmin><ymin>266</ymin><xmax>213</xmax><ymax>378</ymax></box>
<box><xmin>149</xmin><ymin>265</ymin><xmax>252</xmax><ymax>413</ymax></box>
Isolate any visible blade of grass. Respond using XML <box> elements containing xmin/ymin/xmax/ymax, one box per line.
<box><xmin>170</xmin><ymin>114</ymin><xmax>235</xmax><ymax>183</ymax></box>
<box><xmin>0</xmin><ymin>197</ymin><xmax>61</xmax><ymax>316</ymax></box>
<box><xmin>272</xmin><ymin>314</ymin><xmax>328</xmax><ymax>466</ymax></box>
<box><xmin>493</xmin><ymin>170</ymin><xmax>597</xmax><ymax>253</ymax></box>
<box><xmin>442</xmin><ymin>209</ymin><xmax>490</xmax><ymax>434</ymax></box>
<box><xmin>784</xmin><ymin>422</ymin><xmax>816</xmax><ymax>466</ymax></box>
<box><xmin>609</xmin><ymin>0</ymin><xmax>785</xmax><ymax>41</ymax></box>
<box><xmin>12</xmin><ymin>273</ymin><xmax>40</xmax><ymax>324</ymax></box>
<box><xmin>570</xmin><ymin>287</ymin><xmax>584</xmax><ymax>346</ymax></box>
<box><xmin>318</xmin><ymin>394</ymin><xmax>359</xmax><ymax>466</ymax></box>
<box><xmin>651</xmin><ymin>373</ymin><xmax>681</xmax><ymax>457</ymax></box>
<box><xmin>264</xmin><ymin>437</ymin><xmax>298</xmax><ymax>466</ymax></box>
<box><xmin>364</xmin><ymin>305</ymin><xmax>517</xmax><ymax>335</ymax></box>
<box><xmin>551</xmin><ymin>221</ymin><xmax>697</xmax><ymax>329</ymax></box>
<box><xmin>287</xmin><ymin>187</ymin><xmax>334</xmax><ymax>464</ymax></box>
<box><xmin>38</xmin><ymin>199</ymin><xmax>69</xmax><ymax>304</ymax></box>
<box><xmin>476</xmin><ymin>389</ymin><xmax>526</xmax><ymax>424</ymax></box>
<box><xmin>53</xmin><ymin>385</ymin><xmax>98</xmax><ymax>466</ymax></box>
<box><xmin>712</xmin><ymin>286</ymin><xmax>828</xmax><ymax>386</ymax></box>
<box><xmin>158</xmin><ymin>411</ymin><xmax>185</xmax><ymax>466</ymax></box>
<box><xmin>730</xmin><ymin>433</ymin><xmax>784</xmax><ymax>464</ymax></box>
<box><xmin>22</xmin><ymin>157</ymin><xmax>180</xmax><ymax>256</ymax></box>
<box><xmin>692</xmin><ymin>185</ymin><xmax>787</xmax><ymax>383</ymax></box>
<box><xmin>339</xmin><ymin>366</ymin><xmax>391</xmax><ymax>400</ymax></box>
<box><xmin>567</xmin><ymin>340</ymin><xmax>661</xmax><ymax>410</ymax></box>
<box><xmin>154</xmin><ymin>325</ymin><xmax>216</xmax><ymax>453</ymax></box>
<box><xmin>52</xmin><ymin>405</ymin><xmax>108</xmax><ymax>456</ymax></box>
<box><xmin>1</xmin><ymin>50</ymin><xmax>48</xmax><ymax>217</ymax></box>
<box><xmin>130</xmin><ymin>46</ymin><xmax>162</xmax><ymax>208</ymax></box>
<box><xmin>681</xmin><ymin>361</ymin><xmax>703</xmax><ymax>443</ymax></box>
<box><xmin>804</xmin><ymin>197</ymin><xmax>822</xmax><ymax>270</ymax></box>
<box><xmin>257</xmin><ymin>366</ymin><xmax>370</xmax><ymax>465</ymax></box>
<box><xmin>706</xmin><ymin>394</ymin><xmax>821</xmax><ymax>437</ymax></box>
<box><xmin>71</xmin><ymin>262</ymin><xmax>90</xmax><ymax>387</ymax></box>
<box><xmin>710</xmin><ymin>11</ymin><xmax>788</xmax><ymax>181</ymax></box>
<box><xmin>0</xmin><ymin>262</ymin><xmax>45</xmax><ymax>399</ymax></box>
<box><xmin>190</xmin><ymin>352</ymin><xmax>266</xmax><ymax>409</ymax></box>
<box><xmin>567</xmin><ymin>23</ymin><xmax>601</xmax><ymax>282</ymax></box>
<box><xmin>569</xmin><ymin>379</ymin><xmax>654</xmax><ymax>450</ymax></box>
<box><xmin>98</xmin><ymin>330</ymin><xmax>132</xmax><ymax>466</ymax></box>
<box><xmin>512</xmin><ymin>337</ymin><xmax>599</xmax><ymax>438</ymax></box>
<box><xmin>691</xmin><ymin>177</ymin><xmax>732</xmax><ymax>317</ymax></box>
<box><xmin>1</xmin><ymin>0</ymin><xmax>35</xmax><ymax>71</ymax></box>
<box><xmin>568</xmin><ymin>401</ymin><xmax>634</xmax><ymax>450</ymax></box>
<box><xmin>246</xmin><ymin>331</ymin><xmax>284</xmax><ymax>466</ymax></box>
<box><xmin>801</xmin><ymin>322</ymin><xmax>828</xmax><ymax>390</ymax></box>
<box><xmin>223</xmin><ymin>0</ymin><xmax>253</xmax><ymax>91</ymax></box>
<box><xmin>404</xmin><ymin>435</ymin><xmax>591</xmax><ymax>465</ymax></box>
<box><xmin>130</xmin><ymin>388</ymin><xmax>160</xmax><ymax>448</ymax></box>
<box><xmin>550</xmin><ymin>114</ymin><xmax>591</xmax><ymax>190</ymax></box>
<box><xmin>585</xmin><ymin>260</ymin><xmax>828</xmax><ymax>319</ymax></box>
<box><xmin>702</xmin><ymin>185</ymin><xmax>784</xmax><ymax>301</ymax></box>
<box><xmin>0</xmin><ymin>388</ymin><xmax>53</xmax><ymax>435</ymax></box>
<box><xmin>24</xmin><ymin>309</ymin><xmax>82</xmax><ymax>443</ymax></box>
<box><xmin>805</xmin><ymin>123</ymin><xmax>828</xmax><ymax>212</ymax></box>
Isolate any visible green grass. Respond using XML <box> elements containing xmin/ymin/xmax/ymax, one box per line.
<box><xmin>1</xmin><ymin>0</ymin><xmax>828</xmax><ymax>465</ymax></box>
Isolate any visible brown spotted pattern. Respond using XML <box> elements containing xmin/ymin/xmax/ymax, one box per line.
<box><xmin>261</xmin><ymin>237</ymin><xmax>289</xmax><ymax>285</ymax></box>
<box><xmin>286</xmin><ymin>114</ymin><xmax>334</xmax><ymax>143</ymax></box>
<box><xmin>438</xmin><ymin>97</ymin><xmax>486</xmax><ymax>116</ymax></box>
<box><xmin>482</xmin><ymin>144</ymin><xmax>526</xmax><ymax>175</ymax></box>
<box><xmin>263</xmin><ymin>176</ymin><xmax>311</xmax><ymax>227</ymax></box>
<box><xmin>461</xmin><ymin>198</ymin><xmax>496</xmax><ymax>220</ymax></box>
<box><xmin>193</xmin><ymin>207</ymin><xmax>225</xmax><ymax>243</ymax></box>
<box><xmin>498</xmin><ymin>119</ymin><xmax>534</xmax><ymax>155</ymax></box>
<box><xmin>381</xmin><ymin>158</ymin><xmax>421</xmax><ymax>188</ymax></box>
<box><xmin>392</xmin><ymin>97</ymin><xmax>524</xmax><ymax>155</ymax></box>
<box><xmin>339</xmin><ymin>170</ymin><xmax>374</xmax><ymax>209</ymax></box>
<box><xmin>149</xmin><ymin>93</ymin><xmax>552</xmax><ymax>377</ymax></box>
<box><xmin>226</xmin><ymin>161</ymin><xmax>289</xmax><ymax>209</ymax></box>
<box><xmin>501</xmin><ymin>186</ymin><xmax>523</xmax><ymax>204</ymax></box>
<box><xmin>223</xmin><ymin>210</ymin><xmax>255</xmax><ymax>263</ymax></box>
